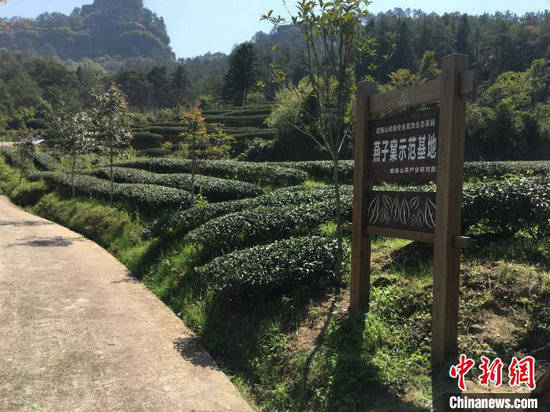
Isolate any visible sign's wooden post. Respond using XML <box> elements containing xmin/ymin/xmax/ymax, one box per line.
<box><xmin>432</xmin><ymin>54</ymin><xmax>469</xmax><ymax>366</ymax></box>
<box><xmin>351</xmin><ymin>81</ymin><xmax>378</xmax><ymax>312</ymax></box>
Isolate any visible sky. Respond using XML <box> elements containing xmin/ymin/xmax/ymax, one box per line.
<box><xmin>1</xmin><ymin>0</ymin><xmax>549</xmax><ymax>58</ymax></box>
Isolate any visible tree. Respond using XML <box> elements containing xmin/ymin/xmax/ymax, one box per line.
<box><xmin>147</xmin><ymin>67</ymin><xmax>169</xmax><ymax>114</ymax></box>
<box><xmin>263</xmin><ymin>0</ymin><xmax>373</xmax><ymax>276</ymax></box>
<box><xmin>418</xmin><ymin>50</ymin><xmax>440</xmax><ymax>80</ymax></box>
<box><xmin>222</xmin><ymin>42</ymin><xmax>258</xmax><ymax>106</ymax></box>
<box><xmin>90</xmin><ymin>83</ymin><xmax>132</xmax><ymax>202</ymax></box>
<box><xmin>169</xmin><ymin>64</ymin><xmax>191</xmax><ymax>107</ymax></box>
<box><xmin>178</xmin><ymin>107</ymin><xmax>231</xmax><ymax>205</ymax></box>
<box><xmin>14</xmin><ymin>129</ymin><xmax>38</xmax><ymax>183</ymax></box>
<box><xmin>49</xmin><ymin>109</ymin><xmax>94</xmax><ymax>197</ymax></box>
<box><xmin>456</xmin><ymin>14</ymin><xmax>471</xmax><ymax>56</ymax></box>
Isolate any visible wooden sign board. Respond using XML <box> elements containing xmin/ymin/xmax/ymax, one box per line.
<box><xmin>367</xmin><ymin>109</ymin><xmax>439</xmax><ymax>183</ymax></box>
<box><xmin>351</xmin><ymin>53</ymin><xmax>473</xmax><ymax>367</ymax></box>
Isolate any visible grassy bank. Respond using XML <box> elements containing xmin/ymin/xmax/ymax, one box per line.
<box><xmin>1</xmin><ymin>155</ymin><xmax>548</xmax><ymax>411</ymax></box>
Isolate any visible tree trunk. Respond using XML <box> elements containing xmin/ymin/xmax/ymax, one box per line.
<box><xmin>110</xmin><ymin>151</ymin><xmax>114</xmax><ymax>203</ymax></box>
<box><xmin>190</xmin><ymin>144</ymin><xmax>196</xmax><ymax>207</ymax></box>
<box><xmin>333</xmin><ymin>154</ymin><xmax>343</xmax><ymax>278</ymax></box>
<box><xmin>71</xmin><ymin>155</ymin><xmax>77</xmax><ymax>198</ymax></box>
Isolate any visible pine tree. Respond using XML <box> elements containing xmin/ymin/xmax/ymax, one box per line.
<box><xmin>222</xmin><ymin>42</ymin><xmax>258</xmax><ymax>106</ymax></box>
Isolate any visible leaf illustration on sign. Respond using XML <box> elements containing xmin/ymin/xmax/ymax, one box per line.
<box><xmin>424</xmin><ymin>196</ymin><xmax>436</xmax><ymax>230</ymax></box>
<box><xmin>367</xmin><ymin>191</ymin><xmax>436</xmax><ymax>232</ymax></box>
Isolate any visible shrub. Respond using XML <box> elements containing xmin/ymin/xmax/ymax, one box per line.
<box><xmin>273</xmin><ymin>160</ymin><xmax>550</xmax><ymax>184</ymax></box>
<box><xmin>118</xmin><ymin>158</ymin><xmax>308</xmax><ymax>186</ymax></box>
<box><xmin>463</xmin><ymin>176</ymin><xmax>550</xmax><ymax>236</ymax></box>
<box><xmin>185</xmin><ymin>197</ymin><xmax>352</xmax><ymax>260</ymax></box>
<box><xmin>142</xmin><ymin>126</ymin><xmax>185</xmax><ymax>137</ymax></box>
<box><xmin>274</xmin><ymin>160</ymin><xmax>355</xmax><ymax>184</ymax></box>
<box><xmin>32</xmin><ymin>151</ymin><xmax>58</xmax><ymax>171</ymax></box>
<box><xmin>0</xmin><ymin>148</ymin><xmax>35</xmax><ymax>174</ymax></box>
<box><xmin>92</xmin><ymin>167</ymin><xmax>264</xmax><ymax>202</ymax></box>
<box><xmin>150</xmin><ymin>185</ymin><xmax>353</xmax><ymax>238</ymax></box>
<box><xmin>205</xmin><ymin>114</ymin><xmax>267</xmax><ymax>128</ymax></box>
<box><xmin>31</xmin><ymin>172</ymin><xmax>192</xmax><ymax>211</ymax></box>
<box><xmin>131</xmin><ymin>132</ymin><xmax>164</xmax><ymax>150</ymax></box>
<box><xmin>196</xmin><ymin>236</ymin><xmax>338</xmax><ymax>300</ymax></box>
<box><xmin>463</xmin><ymin>161</ymin><xmax>550</xmax><ymax>180</ymax></box>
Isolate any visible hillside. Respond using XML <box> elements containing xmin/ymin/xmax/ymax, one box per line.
<box><xmin>0</xmin><ymin>0</ymin><xmax>174</xmax><ymax>67</ymax></box>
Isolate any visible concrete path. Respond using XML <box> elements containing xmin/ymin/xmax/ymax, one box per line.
<box><xmin>0</xmin><ymin>196</ymin><xmax>251</xmax><ymax>412</ymax></box>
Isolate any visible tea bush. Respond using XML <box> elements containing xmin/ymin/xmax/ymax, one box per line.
<box><xmin>185</xmin><ymin>197</ymin><xmax>352</xmax><ymax>260</ymax></box>
<box><xmin>32</xmin><ymin>151</ymin><xmax>58</xmax><ymax>171</ymax></box>
<box><xmin>273</xmin><ymin>160</ymin><xmax>550</xmax><ymax>184</ymax></box>
<box><xmin>205</xmin><ymin>115</ymin><xmax>267</xmax><ymax>128</ymax></box>
<box><xmin>196</xmin><ymin>236</ymin><xmax>338</xmax><ymax>299</ymax></box>
<box><xmin>31</xmin><ymin>172</ymin><xmax>192</xmax><ymax>211</ymax></box>
<box><xmin>463</xmin><ymin>161</ymin><xmax>550</xmax><ymax>180</ymax></box>
<box><xmin>150</xmin><ymin>185</ymin><xmax>353</xmax><ymax>237</ymax></box>
<box><xmin>1</xmin><ymin>148</ymin><xmax>35</xmax><ymax>174</ymax></box>
<box><xmin>131</xmin><ymin>132</ymin><xmax>164</xmax><ymax>150</ymax></box>
<box><xmin>92</xmin><ymin>166</ymin><xmax>264</xmax><ymax>202</ymax></box>
<box><xmin>463</xmin><ymin>176</ymin><xmax>550</xmax><ymax>235</ymax></box>
<box><xmin>118</xmin><ymin>158</ymin><xmax>308</xmax><ymax>186</ymax></box>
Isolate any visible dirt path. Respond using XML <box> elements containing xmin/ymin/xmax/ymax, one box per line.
<box><xmin>0</xmin><ymin>196</ymin><xmax>251</xmax><ymax>411</ymax></box>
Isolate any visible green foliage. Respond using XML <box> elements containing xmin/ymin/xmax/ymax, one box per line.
<box><xmin>222</xmin><ymin>42</ymin><xmax>259</xmax><ymax>106</ymax></box>
<box><xmin>205</xmin><ymin>114</ymin><xmax>267</xmax><ymax>128</ymax></box>
<box><xmin>463</xmin><ymin>176</ymin><xmax>550</xmax><ymax>236</ymax></box>
<box><xmin>185</xmin><ymin>198</ymin><xmax>352</xmax><ymax>261</ymax></box>
<box><xmin>150</xmin><ymin>185</ymin><xmax>352</xmax><ymax>238</ymax></box>
<box><xmin>32</xmin><ymin>171</ymin><xmax>192</xmax><ymax>212</ymax></box>
<box><xmin>138</xmin><ymin>148</ymin><xmax>171</xmax><ymax>157</ymax></box>
<box><xmin>275</xmin><ymin>160</ymin><xmax>550</xmax><ymax>184</ymax></box>
<box><xmin>196</xmin><ymin>236</ymin><xmax>338</xmax><ymax>299</ymax></box>
<box><xmin>32</xmin><ymin>150</ymin><xmax>58</xmax><ymax>171</ymax></box>
<box><xmin>131</xmin><ymin>132</ymin><xmax>164</xmax><ymax>150</ymax></box>
<box><xmin>1</xmin><ymin>147</ymin><xmax>35</xmax><ymax>174</ymax></box>
<box><xmin>0</xmin><ymin>0</ymin><xmax>174</xmax><ymax>65</ymax></box>
<box><xmin>92</xmin><ymin>166</ymin><xmax>263</xmax><ymax>202</ymax></box>
<box><xmin>118</xmin><ymin>158</ymin><xmax>308</xmax><ymax>186</ymax></box>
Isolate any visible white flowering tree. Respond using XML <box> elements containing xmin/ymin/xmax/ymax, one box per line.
<box><xmin>49</xmin><ymin>109</ymin><xmax>95</xmax><ymax>197</ymax></box>
<box><xmin>14</xmin><ymin>129</ymin><xmax>37</xmax><ymax>183</ymax></box>
<box><xmin>90</xmin><ymin>83</ymin><xmax>132</xmax><ymax>202</ymax></box>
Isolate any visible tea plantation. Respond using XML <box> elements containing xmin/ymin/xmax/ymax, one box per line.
<box><xmin>1</xmin><ymin>137</ymin><xmax>548</xmax><ymax>410</ymax></box>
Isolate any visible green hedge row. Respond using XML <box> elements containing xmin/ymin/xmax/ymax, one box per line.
<box><xmin>463</xmin><ymin>161</ymin><xmax>550</xmax><ymax>180</ymax></box>
<box><xmin>141</xmin><ymin>126</ymin><xmax>184</xmax><ymax>137</ymax></box>
<box><xmin>272</xmin><ymin>160</ymin><xmax>550</xmax><ymax>184</ymax></box>
<box><xmin>132</xmin><ymin>132</ymin><xmax>164</xmax><ymax>150</ymax></box>
<box><xmin>273</xmin><ymin>160</ymin><xmax>355</xmax><ymax>184</ymax></box>
<box><xmin>31</xmin><ymin>172</ymin><xmax>192</xmax><ymax>211</ymax></box>
<box><xmin>32</xmin><ymin>151</ymin><xmax>58</xmax><ymax>171</ymax></box>
<box><xmin>197</xmin><ymin>236</ymin><xmax>338</xmax><ymax>299</ymax></box>
<box><xmin>232</xmin><ymin>129</ymin><xmax>276</xmax><ymax>140</ymax></box>
<box><xmin>463</xmin><ymin>176</ymin><xmax>549</xmax><ymax>235</ymax></box>
<box><xmin>185</xmin><ymin>197</ymin><xmax>352</xmax><ymax>261</ymax></box>
<box><xmin>118</xmin><ymin>158</ymin><xmax>308</xmax><ymax>187</ymax></box>
<box><xmin>92</xmin><ymin>167</ymin><xmax>263</xmax><ymax>202</ymax></box>
<box><xmin>149</xmin><ymin>185</ymin><xmax>352</xmax><ymax>238</ymax></box>
<box><xmin>203</xmin><ymin>103</ymin><xmax>273</xmax><ymax>117</ymax></box>
<box><xmin>1</xmin><ymin>148</ymin><xmax>35</xmax><ymax>174</ymax></box>
<box><xmin>204</xmin><ymin>115</ymin><xmax>267</xmax><ymax>128</ymax></box>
